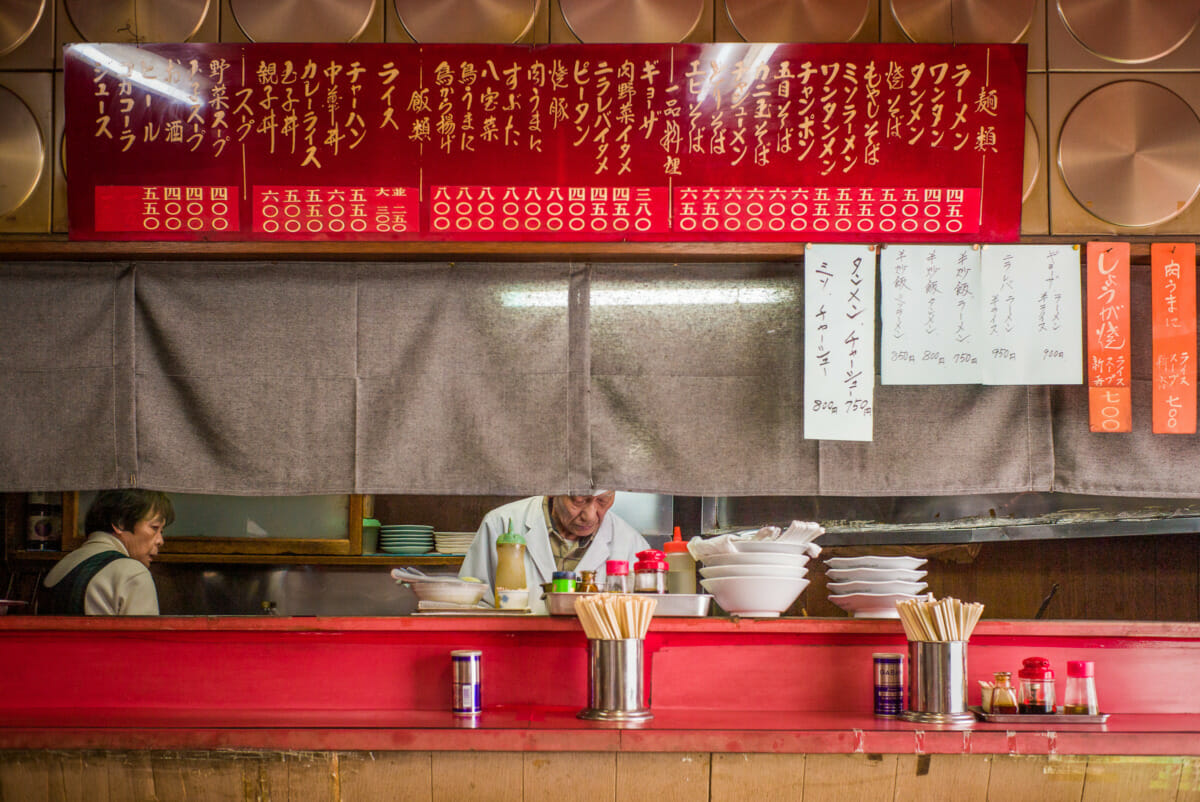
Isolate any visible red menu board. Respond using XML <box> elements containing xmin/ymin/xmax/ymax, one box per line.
<box><xmin>64</xmin><ymin>42</ymin><xmax>1026</xmax><ymax>243</ymax></box>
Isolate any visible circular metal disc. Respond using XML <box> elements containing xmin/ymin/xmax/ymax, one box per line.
<box><xmin>394</xmin><ymin>0</ymin><xmax>539</xmax><ymax>43</ymax></box>
<box><xmin>890</xmin><ymin>0</ymin><xmax>1035</xmax><ymax>43</ymax></box>
<box><xmin>726</xmin><ymin>0</ymin><xmax>870</xmax><ymax>42</ymax></box>
<box><xmin>231</xmin><ymin>0</ymin><xmax>374</xmax><ymax>43</ymax></box>
<box><xmin>1057</xmin><ymin>0</ymin><xmax>1200</xmax><ymax>64</ymax></box>
<box><xmin>1058</xmin><ymin>80</ymin><xmax>1200</xmax><ymax>227</ymax></box>
<box><xmin>64</xmin><ymin>0</ymin><xmax>209</xmax><ymax>43</ymax></box>
<box><xmin>0</xmin><ymin>86</ymin><xmax>45</xmax><ymax>217</ymax></box>
<box><xmin>1022</xmin><ymin>114</ymin><xmax>1039</xmax><ymax>202</ymax></box>
<box><xmin>561</xmin><ymin>0</ymin><xmax>702</xmax><ymax>42</ymax></box>
<box><xmin>0</xmin><ymin>0</ymin><xmax>45</xmax><ymax>57</ymax></box>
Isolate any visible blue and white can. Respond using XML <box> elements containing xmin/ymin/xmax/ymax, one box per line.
<box><xmin>451</xmin><ymin>650</ymin><xmax>482</xmax><ymax>715</ymax></box>
<box><xmin>873</xmin><ymin>653</ymin><xmax>904</xmax><ymax>717</ymax></box>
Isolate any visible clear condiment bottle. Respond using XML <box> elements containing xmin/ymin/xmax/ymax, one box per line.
<box><xmin>494</xmin><ymin>519</ymin><xmax>527</xmax><ymax>596</ymax></box>
<box><xmin>605</xmin><ymin>559</ymin><xmax>630</xmax><ymax>593</ymax></box>
<box><xmin>633</xmin><ymin>549</ymin><xmax>667</xmax><ymax>593</ymax></box>
<box><xmin>578</xmin><ymin>570</ymin><xmax>600</xmax><ymax>593</ymax></box>
<box><xmin>1018</xmin><ymin>657</ymin><xmax>1056</xmax><ymax>714</ymax></box>
<box><xmin>663</xmin><ymin>526</ymin><xmax>697</xmax><ymax>594</ymax></box>
<box><xmin>1064</xmin><ymin>660</ymin><xmax>1099</xmax><ymax>715</ymax></box>
<box><xmin>991</xmin><ymin>671</ymin><xmax>1019</xmax><ymax>714</ymax></box>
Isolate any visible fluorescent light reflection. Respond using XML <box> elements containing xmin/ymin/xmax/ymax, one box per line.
<box><xmin>499</xmin><ymin>286</ymin><xmax>795</xmax><ymax>308</ymax></box>
<box><xmin>73</xmin><ymin>44</ymin><xmax>208</xmax><ymax>108</ymax></box>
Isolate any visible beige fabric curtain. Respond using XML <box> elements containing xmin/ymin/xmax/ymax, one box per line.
<box><xmin>0</xmin><ymin>259</ymin><xmax>1191</xmax><ymax>498</ymax></box>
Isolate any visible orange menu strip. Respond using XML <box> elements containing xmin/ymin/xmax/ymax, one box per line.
<box><xmin>1086</xmin><ymin>242</ymin><xmax>1131</xmax><ymax>432</ymax></box>
<box><xmin>1151</xmin><ymin>243</ymin><xmax>1197</xmax><ymax>434</ymax></box>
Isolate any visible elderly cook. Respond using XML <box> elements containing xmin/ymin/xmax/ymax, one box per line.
<box><xmin>459</xmin><ymin>492</ymin><xmax>650</xmax><ymax>613</ymax></box>
<box><xmin>43</xmin><ymin>489</ymin><xmax>174</xmax><ymax>615</ymax></box>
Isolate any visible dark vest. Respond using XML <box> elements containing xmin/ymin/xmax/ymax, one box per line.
<box><xmin>44</xmin><ymin>551</ymin><xmax>137</xmax><ymax>615</ymax></box>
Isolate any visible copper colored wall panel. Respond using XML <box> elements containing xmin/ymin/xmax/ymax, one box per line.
<box><xmin>881</xmin><ymin>0</ymin><xmax>1046</xmax><ymax>71</ymax></box>
<box><xmin>390</xmin><ymin>0</ymin><xmax>546</xmax><ymax>43</ymax></box>
<box><xmin>0</xmin><ymin>0</ymin><xmax>53</xmax><ymax>70</ymax></box>
<box><xmin>715</xmin><ymin>0</ymin><xmax>876</xmax><ymax>44</ymax></box>
<box><xmin>222</xmin><ymin>0</ymin><xmax>383</xmax><ymax>43</ymax></box>
<box><xmin>553</xmin><ymin>0</ymin><xmax>710</xmax><ymax>43</ymax></box>
<box><xmin>1049</xmin><ymin>73</ymin><xmax>1200</xmax><ymax>234</ymax></box>
<box><xmin>1048</xmin><ymin>0</ymin><xmax>1200</xmax><ymax>71</ymax></box>
<box><xmin>1022</xmin><ymin>72</ymin><xmax>1049</xmax><ymax>235</ymax></box>
<box><xmin>0</xmin><ymin>71</ymin><xmax>50</xmax><ymax>232</ymax></box>
<box><xmin>51</xmin><ymin>67</ymin><xmax>64</xmax><ymax>232</ymax></box>
<box><xmin>56</xmin><ymin>0</ymin><xmax>217</xmax><ymax>67</ymax></box>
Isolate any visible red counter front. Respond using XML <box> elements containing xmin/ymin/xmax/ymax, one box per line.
<box><xmin>1</xmin><ymin>616</ymin><xmax>1197</xmax><ymax>756</ymax></box>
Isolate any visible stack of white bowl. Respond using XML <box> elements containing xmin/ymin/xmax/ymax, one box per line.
<box><xmin>698</xmin><ymin>541</ymin><xmax>811</xmax><ymax>617</ymax></box>
<box><xmin>825</xmin><ymin>556</ymin><xmax>928</xmax><ymax>618</ymax></box>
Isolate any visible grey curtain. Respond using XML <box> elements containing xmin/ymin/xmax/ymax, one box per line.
<box><xmin>0</xmin><ymin>259</ymin><xmax>1191</xmax><ymax>497</ymax></box>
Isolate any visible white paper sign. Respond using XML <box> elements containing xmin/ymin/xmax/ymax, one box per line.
<box><xmin>981</xmin><ymin>244</ymin><xmax>1083</xmax><ymax>385</ymax></box>
<box><xmin>880</xmin><ymin>245</ymin><xmax>982</xmax><ymax>384</ymax></box>
<box><xmin>804</xmin><ymin>243</ymin><xmax>877</xmax><ymax>442</ymax></box>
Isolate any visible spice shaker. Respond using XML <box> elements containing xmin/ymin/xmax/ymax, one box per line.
<box><xmin>1064</xmin><ymin>660</ymin><xmax>1099</xmax><ymax>715</ymax></box>
<box><xmin>552</xmin><ymin>570</ymin><xmax>577</xmax><ymax>593</ymax></box>
<box><xmin>633</xmin><ymin>549</ymin><xmax>667</xmax><ymax>593</ymax></box>
<box><xmin>1017</xmin><ymin>657</ymin><xmax>1056</xmax><ymax>714</ymax></box>
<box><xmin>605</xmin><ymin>560</ymin><xmax>630</xmax><ymax>592</ymax></box>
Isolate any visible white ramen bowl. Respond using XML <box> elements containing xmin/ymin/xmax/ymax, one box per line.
<box><xmin>825</xmin><ymin>567</ymin><xmax>926</xmax><ymax>583</ymax></box>
<box><xmin>826</xmin><ymin>579</ymin><xmax>928</xmax><ymax>596</ymax></box>
<box><xmin>698</xmin><ymin>552</ymin><xmax>810</xmax><ymax>570</ymax></box>
<box><xmin>824</xmin><ymin>556</ymin><xmax>927</xmax><ymax>571</ymax></box>
<box><xmin>700</xmin><ymin>576</ymin><xmax>810</xmax><ymax>617</ymax></box>
<box><xmin>700</xmin><ymin>563</ymin><xmax>809</xmax><ymax>580</ymax></box>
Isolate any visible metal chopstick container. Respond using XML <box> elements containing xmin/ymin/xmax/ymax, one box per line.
<box><xmin>451</xmin><ymin>649</ymin><xmax>482</xmax><ymax>716</ymax></box>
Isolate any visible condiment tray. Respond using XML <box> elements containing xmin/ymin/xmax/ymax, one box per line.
<box><xmin>545</xmin><ymin>592</ymin><xmax>712</xmax><ymax>617</ymax></box>
<box><xmin>969</xmin><ymin>706</ymin><xmax>1109</xmax><ymax>724</ymax></box>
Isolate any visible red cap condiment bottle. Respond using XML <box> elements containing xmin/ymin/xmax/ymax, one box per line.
<box><xmin>1017</xmin><ymin>657</ymin><xmax>1056</xmax><ymax>714</ymax></box>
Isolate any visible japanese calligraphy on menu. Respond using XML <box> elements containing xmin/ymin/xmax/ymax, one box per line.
<box><xmin>1151</xmin><ymin>243</ymin><xmax>1197</xmax><ymax>434</ymax></box>
<box><xmin>64</xmin><ymin>42</ymin><xmax>1026</xmax><ymax>242</ymax></box>
<box><xmin>1086</xmin><ymin>242</ymin><xmax>1132</xmax><ymax>432</ymax></box>
<box><xmin>804</xmin><ymin>244</ymin><xmax>876</xmax><ymax>442</ymax></box>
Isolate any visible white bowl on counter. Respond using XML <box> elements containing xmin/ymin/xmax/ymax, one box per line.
<box><xmin>827</xmin><ymin>592</ymin><xmax>923</xmax><ymax>619</ymax></box>
<box><xmin>700</xmin><ymin>563</ymin><xmax>808</xmax><ymax>580</ymax></box>
<box><xmin>410</xmin><ymin>580</ymin><xmax>487</xmax><ymax>606</ymax></box>
<box><xmin>698</xmin><ymin>552</ymin><xmax>810</xmax><ymax>570</ymax></box>
<box><xmin>825</xmin><ymin>567</ymin><xmax>926</xmax><ymax>583</ymax></box>
<box><xmin>826</xmin><ymin>579</ymin><xmax>928</xmax><ymax>596</ymax></box>
<box><xmin>824</xmin><ymin>556</ymin><xmax>927</xmax><ymax>571</ymax></box>
<box><xmin>700</xmin><ymin>576</ymin><xmax>810</xmax><ymax>617</ymax></box>
<box><xmin>730</xmin><ymin>540</ymin><xmax>811</xmax><ymax>555</ymax></box>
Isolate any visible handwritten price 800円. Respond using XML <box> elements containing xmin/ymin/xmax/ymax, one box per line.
<box><xmin>811</xmin><ymin>399</ymin><xmax>873</xmax><ymax>416</ymax></box>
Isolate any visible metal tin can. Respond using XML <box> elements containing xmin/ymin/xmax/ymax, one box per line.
<box><xmin>451</xmin><ymin>650</ymin><xmax>482</xmax><ymax>715</ymax></box>
<box><xmin>873</xmin><ymin>652</ymin><xmax>904</xmax><ymax>717</ymax></box>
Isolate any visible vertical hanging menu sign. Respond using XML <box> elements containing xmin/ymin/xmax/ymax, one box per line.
<box><xmin>64</xmin><ymin>42</ymin><xmax>1026</xmax><ymax>242</ymax></box>
<box><xmin>804</xmin><ymin>243</ymin><xmax>877</xmax><ymax>442</ymax></box>
<box><xmin>879</xmin><ymin>244</ymin><xmax>982</xmax><ymax>384</ymax></box>
<box><xmin>1151</xmin><ymin>243</ymin><xmax>1197</xmax><ymax>434</ymax></box>
<box><xmin>980</xmin><ymin>245</ymin><xmax>1083</xmax><ymax>385</ymax></box>
<box><xmin>1086</xmin><ymin>242</ymin><xmax>1132</xmax><ymax>432</ymax></box>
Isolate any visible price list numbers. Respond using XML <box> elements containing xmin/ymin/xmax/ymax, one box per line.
<box><xmin>94</xmin><ymin>185</ymin><xmax>239</xmax><ymax>235</ymax></box>
<box><xmin>1086</xmin><ymin>242</ymin><xmax>1132</xmax><ymax>432</ymax></box>
<box><xmin>252</xmin><ymin>186</ymin><xmax>418</xmax><ymax>238</ymax></box>
<box><xmin>429</xmin><ymin>185</ymin><xmax>668</xmax><ymax>237</ymax></box>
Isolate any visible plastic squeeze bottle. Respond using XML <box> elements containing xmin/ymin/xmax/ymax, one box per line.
<box><xmin>663</xmin><ymin>526</ymin><xmax>697</xmax><ymax>594</ymax></box>
<box><xmin>494</xmin><ymin>519</ymin><xmax>527</xmax><ymax>596</ymax></box>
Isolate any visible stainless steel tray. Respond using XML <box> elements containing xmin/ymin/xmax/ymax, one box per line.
<box><xmin>545</xmin><ymin>592</ymin><xmax>712</xmax><ymax>617</ymax></box>
<box><xmin>969</xmin><ymin>706</ymin><xmax>1109</xmax><ymax>724</ymax></box>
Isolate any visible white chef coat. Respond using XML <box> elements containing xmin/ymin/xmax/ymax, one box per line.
<box><xmin>43</xmin><ymin>532</ymin><xmax>160</xmax><ymax>615</ymax></box>
<box><xmin>458</xmin><ymin>496</ymin><xmax>651</xmax><ymax>614</ymax></box>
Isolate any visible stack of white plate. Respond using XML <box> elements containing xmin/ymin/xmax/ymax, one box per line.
<box><xmin>826</xmin><ymin>556</ymin><xmax>928</xmax><ymax>619</ymax></box>
<box><xmin>698</xmin><ymin>541</ymin><xmax>811</xmax><ymax>618</ymax></box>
<box><xmin>379</xmin><ymin>524</ymin><xmax>434</xmax><ymax>555</ymax></box>
<box><xmin>434</xmin><ymin>531</ymin><xmax>476</xmax><ymax>554</ymax></box>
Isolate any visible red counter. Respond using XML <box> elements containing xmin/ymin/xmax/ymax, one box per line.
<box><xmin>0</xmin><ymin>616</ymin><xmax>1196</xmax><ymax>755</ymax></box>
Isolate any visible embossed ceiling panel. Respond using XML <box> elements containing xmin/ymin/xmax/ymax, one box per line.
<box><xmin>0</xmin><ymin>0</ymin><xmax>44</xmax><ymax>57</ymax></box>
<box><xmin>1050</xmin><ymin>74</ymin><xmax>1200</xmax><ymax>233</ymax></box>
<box><xmin>1057</xmin><ymin>0</ymin><xmax>1200</xmax><ymax>64</ymax></box>
<box><xmin>64</xmin><ymin>0</ymin><xmax>211</xmax><ymax>42</ymax></box>
<box><xmin>394</xmin><ymin>0</ymin><xmax>541</xmax><ymax>43</ymax></box>
<box><xmin>723</xmin><ymin>0</ymin><xmax>869</xmax><ymax>42</ymax></box>
<box><xmin>229</xmin><ymin>0</ymin><xmax>376</xmax><ymax>42</ymax></box>
<box><xmin>889</xmin><ymin>0</ymin><xmax>1035</xmax><ymax>43</ymax></box>
<box><xmin>559</xmin><ymin>0</ymin><xmax>703</xmax><ymax>42</ymax></box>
<box><xmin>0</xmin><ymin>72</ymin><xmax>50</xmax><ymax>231</ymax></box>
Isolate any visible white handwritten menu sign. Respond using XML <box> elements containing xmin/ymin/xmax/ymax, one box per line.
<box><xmin>981</xmin><ymin>245</ymin><xmax>1083</xmax><ymax>385</ymax></box>
<box><xmin>880</xmin><ymin>245</ymin><xmax>982</xmax><ymax>384</ymax></box>
<box><xmin>804</xmin><ymin>244</ymin><xmax>877</xmax><ymax>441</ymax></box>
